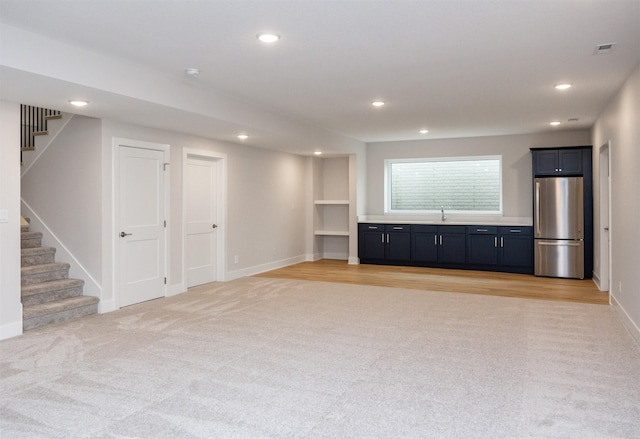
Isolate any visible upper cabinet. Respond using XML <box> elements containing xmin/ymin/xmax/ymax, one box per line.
<box><xmin>532</xmin><ymin>147</ymin><xmax>583</xmax><ymax>176</ymax></box>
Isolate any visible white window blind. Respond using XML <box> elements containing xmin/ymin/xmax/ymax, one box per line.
<box><xmin>386</xmin><ymin>156</ymin><xmax>502</xmax><ymax>213</ymax></box>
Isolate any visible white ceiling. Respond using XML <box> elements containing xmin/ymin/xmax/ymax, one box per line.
<box><xmin>1</xmin><ymin>0</ymin><xmax>639</xmax><ymax>154</ymax></box>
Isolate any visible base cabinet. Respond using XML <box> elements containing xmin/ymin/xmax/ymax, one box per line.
<box><xmin>359</xmin><ymin>223</ymin><xmax>533</xmax><ymax>274</ymax></box>
<box><xmin>358</xmin><ymin>224</ymin><xmax>411</xmax><ymax>262</ymax></box>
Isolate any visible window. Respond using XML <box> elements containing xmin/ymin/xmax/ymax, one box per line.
<box><xmin>385</xmin><ymin>156</ymin><xmax>502</xmax><ymax>213</ymax></box>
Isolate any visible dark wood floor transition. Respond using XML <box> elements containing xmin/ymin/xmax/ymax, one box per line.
<box><xmin>257</xmin><ymin>259</ymin><xmax>608</xmax><ymax>305</ymax></box>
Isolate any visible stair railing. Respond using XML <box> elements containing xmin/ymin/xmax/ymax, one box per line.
<box><xmin>20</xmin><ymin>104</ymin><xmax>61</xmax><ymax>163</ymax></box>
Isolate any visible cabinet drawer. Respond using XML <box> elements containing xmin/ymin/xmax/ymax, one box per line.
<box><xmin>411</xmin><ymin>225</ymin><xmax>437</xmax><ymax>233</ymax></box>
<box><xmin>385</xmin><ymin>225</ymin><xmax>410</xmax><ymax>232</ymax></box>
<box><xmin>359</xmin><ymin>223</ymin><xmax>384</xmax><ymax>232</ymax></box>
<box><xmin>467</xmin><ymin>226</ymin><xmax>498</xmax><ymax>234</ymax></box>
<box><xmin>498</xmin><ymin>226</ymin><xmax>532</xmax><ymax>236</ymax></box>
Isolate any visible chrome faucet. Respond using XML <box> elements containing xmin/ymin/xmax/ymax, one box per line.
<box><xmin>441</xmin><ymin>206</ymin><xmax>447</xmax><ymax>222</ymax></box>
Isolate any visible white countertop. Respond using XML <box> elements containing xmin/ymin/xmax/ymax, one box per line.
<box><xmin>358</xmin><ymin>215</ymin><xmax>532</xmax><ymax>227</ymax></box>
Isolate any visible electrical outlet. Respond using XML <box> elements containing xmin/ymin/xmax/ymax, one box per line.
<box><xmin>234</xmin><ymin>255</ymin><xmax>239</xmax><ymax>265</ymax></box>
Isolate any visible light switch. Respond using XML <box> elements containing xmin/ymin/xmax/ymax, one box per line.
<box><xmin>0</xmin><ymin>210</ymin><xmax>8</xmax><ymax>223</ymax></box>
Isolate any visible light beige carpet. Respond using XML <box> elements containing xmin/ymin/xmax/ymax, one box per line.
<box><xmin>1</xmin><ymin>277</ymin><xmax>639</xmax><ymax>438</ymax></box>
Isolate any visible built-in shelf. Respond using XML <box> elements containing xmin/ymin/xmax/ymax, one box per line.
<box><xmin>314</xmin><ymin>200</ymin><xmax>349</xmax><ymax>205</ymax></box>
<box><xmin>314</xmin><ymin>230</ymin><xmax>350</xmax><ymax>236</ymax></box>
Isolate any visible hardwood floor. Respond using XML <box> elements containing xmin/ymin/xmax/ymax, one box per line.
<box><xmin>256</xmin><ymin>259</ymin><xmax>609</xmax><ymax>305</ymax></box>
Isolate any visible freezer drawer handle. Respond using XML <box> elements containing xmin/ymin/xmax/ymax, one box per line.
<box><xmin>538</xmin><ymin>241</ymin><xmax>582</xmax><ymax>247</ymax></box>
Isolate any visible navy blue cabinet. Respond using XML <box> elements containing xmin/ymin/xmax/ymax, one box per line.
<box><xmin>467</xmin><ymin>226</ymin><xmax>499</xmax><ymax>265</ymax></box>
<box><xmin>533</xmin><ymin>148</ymin><xmax>582</xmax><ymax>176</ymax></box>
<box><xmin>412</xmin><ymin>225</ymin><xmax>466</xmax><ymax>264</ymax></box>
<box><xmin>438</xmin><ymin>226</ymin><xmax>467</xmax><ymax>264</ymax></box>
<box><xmin>411</xmin><ymin>225</ymin><xmax>438</xmax><ymax>262</ymax></box>
<box><xmin>359</xmin><ymin>223</ymin><xmax>533</xmax><ymax>274</ymax></box>
<box><xmin>358</xmin><ymin>224</ymin><xmax>411</xmax><ymax>262</ymax></box>
<box><xmin>498</xmin><ymin>227</ymin><xmax>532</xmax><ymax>271</ymax></box>
<box><xmin>358</xmin><ymin>224</ymin><xmax>385</xmax><ymax>260</ymax></box>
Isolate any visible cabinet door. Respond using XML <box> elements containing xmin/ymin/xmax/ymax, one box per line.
<box><xmin>412</xmin><ymin>232</ymin><xmax>438</xmax><ymax>262</ymax></box>
<box><xmin>387</xmin><ymin>231</ymin><xmax>411</xmax><ymax>261</ymax></box>
<box><xmin>558</xmin><ymin>149</ymin><xmax>582</xmax><ymax>174</ymax></box>
<box><xmin>359</xmin><ymin>225</ymin><xmax>385</xmax><ymax>260</ymax></box>
<box><xmin>439</xmin><ymin>233</ymin><xmax>466</xmax><ymax>263</ymax></box>
<box><xmin>500</xmin><ymin>235</ymin><xmax>533</xmax><ymax>268</ymax></box>
<box><xmin>468</xmin><ymin>234</ymin><xmax>498</xmax><ymax>265</ymax></box>
<box><xmin>533</xmin><ymin>150</ymin><xmax>559</xmax><ymax>175</ymax></box>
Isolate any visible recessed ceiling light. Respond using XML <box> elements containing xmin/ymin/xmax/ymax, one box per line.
<box><xmin>69</xmin><ymin>100</ymin><xmax>89</xmax><ymax>107</ymax></box>
<box><xmin>237</xmin><ymin>134</ymin><xmax>249</xmax><ymax>140</ymax></box>
<box><xmin>185</xmin><ymin>68</ymin><xmax>200</xmax><ymax>76</ymax></box>
<box><xmin>371</xmin><ymin>100</ymin><xmax>385</xmax><ymax>107</ymax></box>
<box><xmin>554</xmin><ymin>83</ymin><xmax>572</xmax><ymax>90</ymax></box>
<box><xmin>257</xmin><ymin>33</ymin><xmax>280</xmax><ymax>43</ymax></box>
<box><xmin>314</xmin><ymin>151</ymin><xmax>322</xmax><ymax>155</ymax></box>
<box><xmin>550</xmin><ymin>121</ymin><xmax>561</xmax><ymax>126</ymax></box>
<box><xmin>419</xmin><ymin>129</ymin><xmax>429</xmax><ymax>134</ymax></box>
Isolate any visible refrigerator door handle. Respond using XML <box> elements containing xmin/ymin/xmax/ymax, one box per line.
<box><xmin>537</xmin><ymin>241</ymin><xmax>582</xmax><ymax>247</ymax></box>
<box><xmin>535</xmin><ymin>180</ymin><xmax>541</xmax><ymax>237</ymax></box>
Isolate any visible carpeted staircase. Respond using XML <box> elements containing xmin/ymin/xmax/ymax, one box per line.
<box><xmin>21</xmin><ymin>223</ymin><xmax>99</xmax><ymax>331</ymax></box>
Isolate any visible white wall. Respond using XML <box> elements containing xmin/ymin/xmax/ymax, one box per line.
<box><xmin>365</xmin><ymin>130</ymin><xmax>591</xmax><ymax>221</ymax></box>
<box><xmin>21</xmin><ymin>115</ymin><xmax>102</xmax><ymax>298</ymax></box>
<box><xmin>100</xmin><ymin>120</ymin><xmax>309</xmax><ymax>304</ymax></box>
<box><xmin>0</xmin><ymin>100</ymin><xmax>23</xmax><ymax>339</ymax></box>
<box><xmin>592</xmin><ymin>63</ymin><xmax>640</xmax><ymax>343</ymax></box>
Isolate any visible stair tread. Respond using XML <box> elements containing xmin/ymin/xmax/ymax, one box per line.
<box><xmin>21</xmin><ymin>246</ymin><xmax>56</xmax><ymax>256</ymax></box>
<box><xmin>21</xmin><ymin>262</ymin><xmax>70</xmax><ymax>275</ymax></box>
<box><xmin>21</xmin><ymin>231</ymin><xmax>43</xmax><ymax>239</ymax></box>
<box><xmin>23</xmin><ymin>295</ymin><xmax>99</xmax><ymax>319</ymax></box>
<box><xmin>22</xmin><ymin>278</ymin><xmax>84</xmax><ymax>296</ymax></box>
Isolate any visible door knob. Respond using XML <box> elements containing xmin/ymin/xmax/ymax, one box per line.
<box><xmin>212</xmin><ymin>224</ymin><xmax>218</xmax><ymax>229</ymax></box>
<box><xmin>120</xmin><ymin>231</ymin><xmax>132</xmax><ymax>237</ymax></box>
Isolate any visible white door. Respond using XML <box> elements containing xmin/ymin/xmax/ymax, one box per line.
<box><xmin>118</xmin><ymin>145</ymin><xmax>166</xmax><ymax>307</ymax></box>
<box><xmin>186</xmin><ymin>155</ymin><xmax>218</xmax><ymax>287</ymax></box>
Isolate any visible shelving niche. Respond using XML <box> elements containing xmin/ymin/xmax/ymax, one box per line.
<box><xmin>313</xmin><ymin>156</ymin><xmax>351</xmax><ymax>260</ymax></box>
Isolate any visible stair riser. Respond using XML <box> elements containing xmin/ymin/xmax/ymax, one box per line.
<box><xmin>22</xmin><ymin>285</ymin><xmax>83</xmax><ymax>307</ymax></box>
<box><xmin>23</xmin><ymin>303</ymin><xmax>98</xmax><ymax>331</ymax></box>
<box><xmin>21</xmin><ymin>269</ymin><xmax>68</xmax><ymax>286</ymax></box>
<box><xmin>21</xmin><ymin>237</ymin><xmax>43</xmax><ymax>249</ymax></box>
<box><xmin>21</xmin><ymin>253</ymin><xmax>56</xmax><ymax>267</ymax></box>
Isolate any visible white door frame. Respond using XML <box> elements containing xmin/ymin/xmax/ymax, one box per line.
<box><xmin>112</xmin><ymin>137</ymin><xmax>170</xmax><ymax>309</ymax></box>
<box><xmin>182</xmin><ymin>148</ymin><xmax>227</xmax><ymax>285</ymax></box>
<box><xmin>598</xmin><ymin>141</ymin><xmax>611</xmax><ymax>292</ymax></box>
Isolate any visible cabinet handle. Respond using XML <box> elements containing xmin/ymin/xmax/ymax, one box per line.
<box><xmin>501</xmin><ymin>237</ymin><xmax>504</xmax><ymax>247</ymax></box>
<box><xmin>477</xmin><ymin>228</ymin><xmax>488</xmax><ymax>232</ymax></box>
<box><xmin>494</xmin><ymin>237</ymin><xmax>497</xmax><ymax>247</ymax></box>
<box><xmin>381</xmin><ymin>234</ymin><xmax>384</xmax><ymax>243</ymax></box>
<box><xmin>559</xmin><ymin>168</ymin><xmax>562</xmax><ymax>172</ymax></box>
<box><xmin>434</xmin><ymin>235</ymin><xmax>437</xmax><ymax>246</ymax></box>
<box><xmin>368</xmin><ymin>226</ymin><xmax>378</xmax><ymax>229</ymax></box>
<box><xmin>509</xmin><ymin>229</ymin><xmax>522</xmax><ymax>233</ymax></box>
<box><xmin>439</xmin><ymin>235</ymin><xmax>443</xmax><ymax>246</ymax></box>
<box><xmin>393</xmin><ymin>227</ymin><xmax>403</xmax><ymax>230</ymax></box>
<box><xmin>386</xmin><ymin>233</ymin><xmax>390</xmax><ymax>243</ymax></box>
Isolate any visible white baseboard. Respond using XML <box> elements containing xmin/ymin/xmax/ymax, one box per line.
<box><xmin>226</xmin><ymin>255</ymin><xmax>307</xmax><ymax>281</ymax></box>
<box><xmin>610</xmin><ymin>293</ymin><xmax>640</xmax><ymax>347</ymax></box>
<box><xmin>98</xmin><ymin>299</ymin><xmax>115</xmax><ymax>314</ymax></box>
<box><xmin>0</xmin><ymin>320</ymin><xmax>23</xmax><ymax>340</ymax></box>
<box><xmin>167</xmin><ymin>283</ymin><xmax>187</xmax><ymax>297</ymax></box>
<box><xmin>348</xmin><ymin>256</ymin><xmax>360</xmax><ymax>265</ymax></box>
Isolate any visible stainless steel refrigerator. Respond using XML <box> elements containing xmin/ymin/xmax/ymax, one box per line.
<box><xmin>534</xmin><ymin>176</ymin><xmax>584</xmax><ymax>279</ymax></box>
